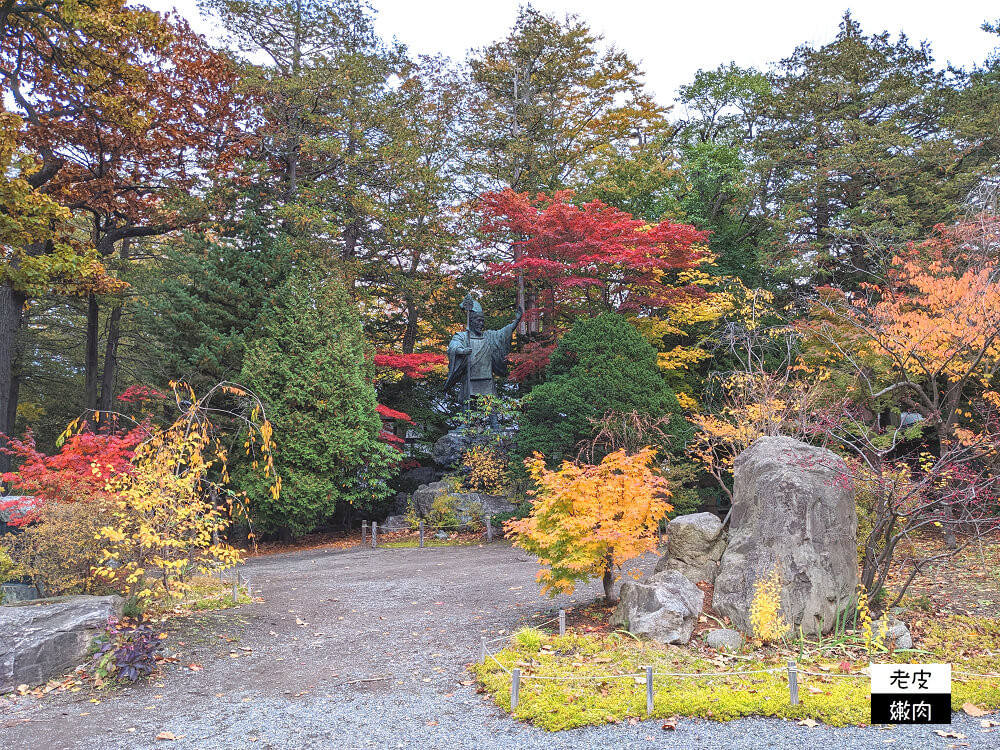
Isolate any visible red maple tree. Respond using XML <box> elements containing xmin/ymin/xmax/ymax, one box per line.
<box><xmin>479</xmin><ymin>189</ymin><xmax>710</xmax><ymax>378</ymax></box>
<box><xmin>0</xmin><ymin>426</ymin><xmax>148</xmax><ymax>525</ymax></box>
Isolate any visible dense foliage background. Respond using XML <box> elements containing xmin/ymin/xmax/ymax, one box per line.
<box><xmin>3</xmin><ymin>0</ymin><xmax>1000</xmax><ymax>546</ymax></box>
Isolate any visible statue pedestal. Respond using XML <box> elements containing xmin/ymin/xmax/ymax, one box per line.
<box><xmin>431</xmin><ymin>427</ymin><xmax>518</xmax><ymax>469</ymax></box>
<box><xmin>431</xmin><ymin>430</ymin><xmax>472</xmax><ymax>468</ymax></box>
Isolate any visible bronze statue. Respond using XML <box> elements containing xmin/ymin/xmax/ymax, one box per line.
<box><xmin>444</xmin><ymin>294</ymin><xmax>522</xmax><ymax>404</ymax></box>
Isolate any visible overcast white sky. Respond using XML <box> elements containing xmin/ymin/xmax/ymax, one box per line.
<box><xmin>148</xmin><ymin>1</ymin><xmax>1000</xmax><ymax>104</ymax></box>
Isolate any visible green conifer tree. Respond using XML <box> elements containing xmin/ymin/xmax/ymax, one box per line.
<box><xmin>517</xmin><ymin>313</ymin><xmax>687</xmax><ymax>465</ymax></box>
<box><xmin>238</xmin><ymin>267</ymin><xmax>396</xmax><ymax>538</ymax></box>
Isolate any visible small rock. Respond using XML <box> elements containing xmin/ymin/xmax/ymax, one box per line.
<box><xmin>1</xmin><ymin>584</ymin><xmax>39</xmax><ymax>604</ymax></box>
<box><xmin>609</xmin><ymin>570</ymin><xmax>703</xmax><ymax>645</ymax></box>
<box><xmin>382</xmin><ymin>514</ymin><xmax>410</xmax><ymax>531</ymax></box>
<box><xmin>706</xmin><ymin>628</ymin><xmax>743</xmax><ymax>652</ymax></box>
<box><xmin>873</xmin><ymin>619</ymin><xmax>912</xmax><ymax>649</ymax></box>
<box><xmin>654</xmin><ymin>512</ymin><xmax>727</xmax><ymax>584</ymax></box>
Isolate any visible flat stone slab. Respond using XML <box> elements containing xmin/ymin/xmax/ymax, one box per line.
<box><xmin>0</xmin><ymin>595</ymin><xmax>122</xmax><ymax>693</ymax></box>
<box><xmin>707</xmin><ymin>628</ymin><xmax>743</xmax><ymax>652</ymax></box>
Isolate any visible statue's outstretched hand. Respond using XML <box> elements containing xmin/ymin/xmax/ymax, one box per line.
<box><xmin>514</xmin><ymin>305</ymin><xmax>523</xmax><ymax>323</ymax></box>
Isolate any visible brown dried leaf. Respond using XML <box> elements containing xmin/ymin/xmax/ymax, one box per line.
<box><xmin>963</xmin><ymin>703</ymin><xmax>988</xmax><ymax>717</ymax></box>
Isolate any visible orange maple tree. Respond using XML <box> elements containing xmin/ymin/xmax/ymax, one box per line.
<box><xmin>506</xmin><ymin>447</ymin><xmax>671</xmax><ymax>603</ymax></box>
<box><xmin>807</xmin><ymin>219</ymin><xmax>1000</xmax><ymax>450</ymax></box>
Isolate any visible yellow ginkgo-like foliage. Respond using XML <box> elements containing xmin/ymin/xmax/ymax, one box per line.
<box><xmin>748</xmin><ymin>562</ymin><xmax>789</xmax><ymax>643</ymax></box>
<box><xmin>506</xmin><ymin>447</ymin><xmax>671</xmax><ymax>601</ymax></box>
<box><xmin>631</xmin><ymin>274</ymin><xmax>773</xmax><ymax>377</ymax></box>
<box><xmin>688</xmin><ymin>372</ymin><xmax>822</xmax><ymax>496</ymax></box>
<box><xmin>93</xmin><ymin>382</ymin><xmax>278</xmax><ymax>601</ymax></box>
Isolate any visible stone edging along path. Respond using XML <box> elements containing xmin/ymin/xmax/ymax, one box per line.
<box><xmin>0</xmin><ymin>543</ymin><xmax>994</xmax><ymax>750</ymax></box>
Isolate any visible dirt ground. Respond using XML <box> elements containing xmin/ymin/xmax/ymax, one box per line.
<box><xmin>1</xmin><ymin>541</ymin><xmax>996</xmax><ymax>750</ymax></box>
<box><xmin>0</xmin><ymin>543</ymin><xmax>595</xmax><ymax>749</ymax></box>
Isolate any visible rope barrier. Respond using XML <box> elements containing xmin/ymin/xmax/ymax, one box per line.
<box><xmin>521</xmin><ymin>672</ymin><xmax>643</xmax><ymax>682</ymax></box>
<box><xmin>378</xmin><ymin>524</ymin><xmax>479</xmax><ymax>532</ymax></box>
<box><xmin>482</xmin><ymin>641</ymin><xmax>512</xmax><ymax>675</ymax></box>
<box><xmin>487</xmin><ymin>652</ymin><xmax>513</xmax><ymax>676</ymax></box>
<box><xmin>524</xmin><ymin>616</ymin><xmax>561</xmax><ymax>630</ymax></box>
<box><xmin>484</xmin><ymin>634</ymin><xmax>515</xmax><ymax>645</ymax></box>
<box><xmin>797</xmin><ymin>670</ymin><xmax>867</xmax><ymax>679</ymax></box>
<box><xmin>652</xmin><ymin>667</ymin><xmax>785</xmax><ymax>678</ymax></box>
<box><xmin>954</xmin><ymin>670</ymin><xmax>1000</xmax><ymax>678</ymax></box>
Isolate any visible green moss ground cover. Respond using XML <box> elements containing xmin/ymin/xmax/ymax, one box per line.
<box><xmin>472</xmin><ymin>618</ymin><xmax>1000</xmax><ymax>730</ymax></box>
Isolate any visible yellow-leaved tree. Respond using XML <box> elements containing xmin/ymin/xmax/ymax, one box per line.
<box><xmin>91</xmin><ymin>381</ymin><xmax>278</xmax><ymax>602</ymax></box>
<box><xmin>506</xmin><ymin>447</ymin><xmax>671</xmax><ymax>603</ymax></box>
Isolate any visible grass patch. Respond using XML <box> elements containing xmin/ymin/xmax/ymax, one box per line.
<box><xmin>147</xmin><ymin>574</ymin><xmax>251</xmax><ymax>615</ymax></box>
<box><xmin>472</xmin><ymin>618</ymin><xmax>1000</xmax><ymax>730</ymax></box>
<box><xmin>379</xmin><ymin>534</ymin><xmax>482</xmax><ymax>548</ymax></box>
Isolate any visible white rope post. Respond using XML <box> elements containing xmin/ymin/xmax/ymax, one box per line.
<box><xmin>419</xmin><ymin>520</ymin><xmax>424</xmax><ymax>548</ymax></box>
<box><xmin>480</xmin><ymin>637</ymin><xmax>487</xmax><ymax>664</ymax></box>
<box><xmin>646</xmin><ymin>665</ymin><xmax>654</xmax><ymax>715</ymax></box>
<box><xmin>787</xmin><ymin>660</ymin><xmax>799</xmax><ymax>705</ymax></box>
<box><xmin>486</xmin><ymin>516</ymin><xmax>493</xmax><ymax>543</ymax></box>
<box><xmin>558</xmin><ymin>609</ymin><xmax>566</xmax><ymax>636</ymax></box>
<box><xmin>372</xmin><ymin>521</ymin><xmax>377</xmax><ymax>548</ymax></box>
<box><xmin>511</xmin><ymin>668</ymin><xmax>521</xmax><ymax>711</ymax></box>
<box><xmin>362</xmin><ymin>520</ymin><xmax>367</xmax><ymax>544</ymax></box>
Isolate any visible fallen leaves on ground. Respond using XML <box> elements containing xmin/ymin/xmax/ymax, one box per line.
<box><xmin>798</xmin><ymin>718</ymin><xmax>819</xmax><ymax>728</ymax></box>
<box><xmin>963</xmin><ymin>702</ymin><xmax>988</xmax><ymax>717</ymax></box>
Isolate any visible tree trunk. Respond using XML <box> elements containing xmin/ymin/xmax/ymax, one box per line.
<box><xmin>0</xmin><ymin>283</ymin><xmax>25</xmax><ymax>473</ymax></box>
<box><xmin>937</xmin><ymin>411</ymin><xmax>960</xmax><ymax>550</ymax></box>
<box><xmin>402</xmin><ymin>300</ymin><xmax>418</xmax><ymax>355</ymax></box>
<box><xmin>7</xmin><ymin>350</ymin><xmax>22</xmax><ymax>439</ymax></box>
<box><xmin>602</xmin><ymin>563</ymin><xmax>617</xmax><ymax>605</ymax></box>
<box><xmin>97</xmin><ymin>305</ymin><xmax>123</xmax><ymax>424</ymax></box>
<box><xmin>84</xmin><ymin>293</ymin><xmax>100</xmax><ymax>420</ymax></box>
<box><xmin>344</xmin><ymin>220</ymin><xmax>360</xmax><ymax>260</ymax></box>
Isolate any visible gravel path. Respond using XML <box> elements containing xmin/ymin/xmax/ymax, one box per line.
<box><xmin>0</xmin><ymin>543</ymin><xmax>992</xmax><ymax>750</ymax></box>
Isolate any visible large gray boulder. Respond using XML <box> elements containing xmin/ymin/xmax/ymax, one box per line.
<box><xmin>411</xmin><ymin>480</ymin><xmax>455</xmax><ymax>517</ymax></box>
<box><xmin>713</xmin><ymin>436</ymin><xmax>858</xmax><ymax>636</ymax></box>
<box><xmin>410</xmin><ymin>481</ymin><xmax>515</xmax><ymax>531</ymax></box>
<box><xmin>0</xmin><ymin>595</ymin><xmax>123</xmax><ymax>693</ymax></box>
<box><xmin>609</xmin><ymin>570</ymin><xmax>704</xmax><ymax>644</ymax></box>
<box><xmin>654</xmin><ymin>512</ymin><xmax>727</xmax><ymax>583</ymax></box>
